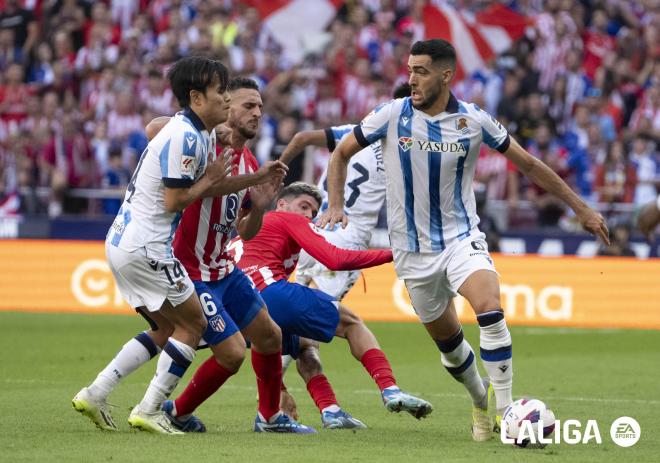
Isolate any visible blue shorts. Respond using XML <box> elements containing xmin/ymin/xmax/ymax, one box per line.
<box><xmin>195</xmin><ymin>267</ymin><xmax>265</xmax><ymax>347</ymax></box>
<box><xmin>261</xmin><ymin>280</ymin><xmax>339</xmax><ymax>352</ymax></box>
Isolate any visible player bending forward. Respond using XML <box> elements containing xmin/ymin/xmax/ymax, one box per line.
<box><xmin>165</xmin><ymin>182</ymin><xmax>431</xmax><ymax>430</ymax></box>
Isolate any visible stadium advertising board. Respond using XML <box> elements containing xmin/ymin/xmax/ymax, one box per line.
<box><xmin>1</xmin><ymin>240</ymin><xmax>658</xmax><ymax>329</ymax></box>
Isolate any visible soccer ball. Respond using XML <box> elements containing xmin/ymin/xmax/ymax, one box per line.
<box><xmin>502</xmin><ymin>398</ymin><xmax>556</xmax><ymax>448</ymax></box>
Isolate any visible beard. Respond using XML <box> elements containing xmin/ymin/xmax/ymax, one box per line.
<box><xmin>237</xmin><ymin>125</ymin><xmax>257</xmax><ymax>140</ymax></box>
<box><xmin>412</xmin><ymin>82</ymin><xmax>443</xmax><ymax>110</ymax></box>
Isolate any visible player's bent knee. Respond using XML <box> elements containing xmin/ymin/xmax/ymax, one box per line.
<box><xmin>471</xmin><ymin>298</ymin><xmax>502</xmax><ymax>314</ymax></box>
<box><xmin>214</xmin><ymin>339</ymin><xmax>246</xmax><ymax>373</ymax></box>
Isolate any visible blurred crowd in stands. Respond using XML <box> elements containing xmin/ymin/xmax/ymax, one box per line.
<box><xmin>0</xmin><ymin>0</ymin><xmax>657</xmax><ymax>232</ymax></box>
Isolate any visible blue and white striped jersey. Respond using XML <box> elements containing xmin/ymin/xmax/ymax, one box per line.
<box><xmin>317</xmin><ymin>124</ymin><xmax>385</xmax><ymax>242</ymax></box>
<box><xmin>107</xmin><ymin>108</ymin><xmax>215</xmax><ymax>259</ymax></box>
<box><xmin>354</xmin><ymin>93</ymin><xmax>509</xmax><ymax>253</ymax></box>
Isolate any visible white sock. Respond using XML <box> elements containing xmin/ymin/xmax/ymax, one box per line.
<box><xmin>281</xmin><ymin>355</ymin><xmax>293</xmax><ymax>375</ymax></box>
<box><xmin>321</xmin><ymin>404</ymin><xmax>341</xmax><ymax>414</ymax></box>
<box><xmin>436</xmin><ymin>329</ymin><xmax>487</xmax><ymax>409</ymax></box>
<box><xmin>139</xmin><ymin>338</ymin><xmax>195</xmax><ymax>413</ymax></box>
<box><xmin>88</xmin><ymin>332</ymin><xmax>160</xmax><ymax>400</ymax></box>
<box><xmin>477</xmin><ymin>310</ymin><xmax>513</xmax><ymax>414</ymax></box>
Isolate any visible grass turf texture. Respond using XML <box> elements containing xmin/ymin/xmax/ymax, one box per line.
<box><xmin>1</xmin><ymin>311</ymin><xmax>658</xmax><ymax>462</ymax></box>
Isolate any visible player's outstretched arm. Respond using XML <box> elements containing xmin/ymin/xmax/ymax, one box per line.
<box><xmin>278</xmin><ymin>129</ymin><xmax>327</xmax><ymax>165</ymax></box>
<box><xmin>286</xmin><ymin>214</ymin><xmax>392</xmax><ymax>271</ymax></box>
<box><xmin>503</xmin><ymin>136</ymin><xmax>610</xmax><ymax>245</ymax></box>
<box><xmin>317</xmin><ymin>132</ymin><xmax>362</xmax><ymax>229</ymax></box>
<box><xmin>207</xmin><ymin>159</ymin><xmax>288</xmax><ymax>198</ymax></box>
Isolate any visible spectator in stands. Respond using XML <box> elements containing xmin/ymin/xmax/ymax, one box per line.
<box><xmin>0</xmin><ymin>0</ymin><xmax>37</xmax><ymax>55</ymax></box>
<box><xmin>594</xmin><ymin>140</ymin><xmax>637</xmax><ymax>206</ymax></box>
<box><xmin>631</xmin><ymin>134</ymin><xmax>660</xmax><ymax>206</ymax></box>
<box><xmin>0</xmin><ymin>0</ymin><xmax>653</xmax><ymax>230</ymax></box>
<box><xmin>101</xmin><ymin>145</ymin><xmax>130</xmax><ymax>215</ymax></box>
<box><xmin>526</xmin><ymin>122</ymin><xmax>571</xmax><ymax>227</ymax></box>
<box><xmin>0</xmin><ymin>28</ymin><xmax>22</xmax><ymax>71</ymax></box>
<box><xmin>597</xmin><ymin>221</ymin><xmax>636</xmax><ymax>257</ymax></box>
<box><xmin>42</xmin><ymin>114</ymin><xmax>95</xmax><ymax>217</ymax></box>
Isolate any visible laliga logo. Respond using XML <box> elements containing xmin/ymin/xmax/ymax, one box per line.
<box><xmin>500</xmin><ymin>416</ymin><xmax>641</xmax><ymax>447</ymax></box>
<box><xmin>501</xmin><ymin>419</ymin><xmax>603</xmax><ymax>446</ymax></box>
<box><xmin>71</xmin><ymin>259</ymin><xmax>124</xmax><ymax>308</ymax></box>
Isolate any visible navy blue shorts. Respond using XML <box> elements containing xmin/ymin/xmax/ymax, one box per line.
<box><xmin>261</xmin><ymin>280</ymin><xmax>339</xmax><ymax>354</ymax></box>
<box><xmin>195</xmin><ymin>267</ymin><xmax>264</xmax><ymax>347</ymax></box>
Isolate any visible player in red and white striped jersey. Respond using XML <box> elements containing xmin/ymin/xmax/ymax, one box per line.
<box><xmin>161</xmin><ymin>77</ymin><xmax>315</xmax><ymax>433</ymax></box>
<box><xmin>173</xmin><ymin>139</ymin><xmax>259</xmax><ymax>282</ymax></box>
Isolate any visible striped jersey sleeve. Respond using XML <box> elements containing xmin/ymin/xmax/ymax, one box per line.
<box><xmin>473</xmin><ymin>104</ymin><xmax>510</xmax><ymax>153</ymax></box>
<box><xmin>161</xmin><ymin>125</ymin><xmax>206</xmax><ymax>188</ymax></box>
<box><xmin>353</xmin><ymin>99</ymin><xmax>397</xmax><ymax>148</ymax></box>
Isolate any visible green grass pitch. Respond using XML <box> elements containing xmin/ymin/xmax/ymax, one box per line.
<box><xmin>1</xmin><ymin>311</ymin><xmax>658</xmax><ymax>462</ymax></box>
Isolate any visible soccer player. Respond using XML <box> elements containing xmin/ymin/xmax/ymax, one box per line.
<box><xmin>232</xmin><ymin>183</ymin><xmax>432</xmax><ymax>427</ymax></box>
<box><xmin>74</xmin><ymin>76</ymin><xmax>311</xmax><ymax>434</ymax></box>
<box><xmin>160</xmin><ymin>77</ymin><xmax>314</xmax><ymax>433</ymax></box>
<box><xmin>73</xmin><ymin>56</ymin><xmax>238</xmax><ymax>434</ymax></box>
<box><xmin>279</xmin><ymin>83</ymin><xmax>411</xmax><ymax>301</ymax></box>
<box><xmin>320</xmin><ymin>39</ymin><xmax>610</xmax><ymax>441</ymax></box>
<box><xmin>166</xmin><ymin>182</ymin><xmax>431</xmax><ymax>430</ymax></box>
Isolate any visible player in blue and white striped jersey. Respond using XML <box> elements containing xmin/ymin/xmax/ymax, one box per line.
<box><xmin>321</xmin><ymin>39</ymin><xmax>610</xmax><ymax>442</ymax></box>
<box><xmin>74</xmin><ymin>57</ymin><xmax>239</xmax><ymax>435</ymax></box>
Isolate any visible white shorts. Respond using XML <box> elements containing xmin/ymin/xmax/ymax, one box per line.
<box><xmin>106</xmin><ymin>242</ymin><xmax>195</xmax><ymax>312</ymax></box>
<box><xmin>296</xmin><ymin>223</ymin><xmax>368</xmax><ymax>300</ymax></box>
<box><xmin>393</xmin><ymin>231</ymin><xmax>497</xmax><ymax>323</ymax></box>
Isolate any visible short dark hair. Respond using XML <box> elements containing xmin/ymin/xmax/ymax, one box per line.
<box><xmin>392</xmin><ymin>82</ymin><xmax>411</xmax><ymax>99</ymax></box>
<box><xmin>410</xmin><ymin>39</ymin><xmax>456</xmax><ymax>68</ymax></box>
<box><xmin>228</xmin><ymin>76</ymin><xmax>259</xmax><ymax>92</ymax></box>
<box><xmin>277</xmin><ymin>182</ymin><xmax>322</xmax><ymax>207</ymax></box>
<box><xmin>167</xmin><ymin>56</ymin><xmax>229</xmax><ymax>108</ymax></box>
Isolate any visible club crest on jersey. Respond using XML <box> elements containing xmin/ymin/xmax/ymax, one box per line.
<box><xmin>398</xmin><ymin>137</ymin><xmax>413</xmax><ymax>152</ymax></box>
<box><xmin>174</xmin><ymin>281</ymin><xmax>187</xmax><ymax>293</ymax></box>
<box><xmin>209</xmin><ymin>315</ymin><xmax>226</xmax><ymax>332</ymax></box>
<box><xmin>456</xmin><ymin>117</ymin><xmax>469</xmax><ymax>134</ymax></box>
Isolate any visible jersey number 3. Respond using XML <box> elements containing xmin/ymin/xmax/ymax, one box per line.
<box><xmin>346</xmin><ymin>162</ymin><xmax>369</xmax><ymax>208</ymax></box>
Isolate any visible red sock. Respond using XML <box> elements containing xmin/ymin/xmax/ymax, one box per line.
<box><xmin>174</xmin><ymin>356</ymin><xmax>234</xmax><ymax>416</ymax></box>
<box><xmin>251</xmin><ymin>350</ymin><xmax>282</xmax><ymax>421</ymax></box>
<box><xmin>360</xmin><ymin>348</ymin><xmax>397</xmax><ymax>391</ymax></box>
<box><xmin>306</xmin><ymin>374</ymin><xmax>339</xmax><ymax>412</ymax></box>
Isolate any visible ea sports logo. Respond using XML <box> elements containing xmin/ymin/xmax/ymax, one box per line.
<box><xmin>398</xmin><ymin>137</ymin><xmax>413</xmax><ymax>152</ymax></box>
<box><xmin>610</xmin><ymin>417</ymin><xmax>640</xmax><ymax>447</ymax></box>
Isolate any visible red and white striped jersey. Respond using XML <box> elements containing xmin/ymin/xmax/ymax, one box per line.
<box><xmin>173</xmin><ymin>146</ymin><xmax>258</xmax><ymax>281</ymax></box>
<box><xmin>228</xmin><ymin>210</ymin><xmax>393</xmax><ymax>291</ymax></box>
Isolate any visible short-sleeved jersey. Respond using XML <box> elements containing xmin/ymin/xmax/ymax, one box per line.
<box><xmin>228</xmin><ymin>211</ymin><xmax>392</xmax><ymax>291</ymax></box>
<box><xmin>317</xmin><ymin>124</ymin><xmax>385</xmax><ymax>242</ymax></box>
<box><xmin>354</xmin><ymin>94</ymin><xmax>510</xmax><ymax>253</ymax></box>
<box><xmin>174</xmin><ymin>146</ymin><xmax>258</xmax><ymax>281</ymax></box>
<box><xmin>106</xmin><ymin>108</ymin><xmax>215</xmax><ymax>259</ymax></box>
